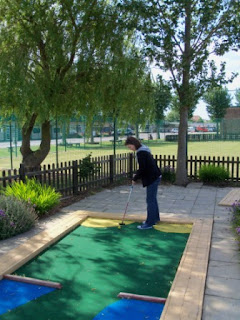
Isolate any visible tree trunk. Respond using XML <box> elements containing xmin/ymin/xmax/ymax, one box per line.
<box><xmin>175</xmin><ymin>1</ymin><xmax>191</xmax><ymax>186</ymax></box>
<box><xmin>90</xmin><ymin>121</ymin><xmax>94</xmax><ymax>144</ymax></box>
<box><xmin>135</xmin><ymin>123</ymin><xmax>139</xmax><ymax>139</ymax></box>
<box><xmin>156</xmin><ymin>121</ymin><xmax>160</xmax><ymax>139</ymax></box>
<box><xmin>20</xmin><ymin>116</ymin><xmax>51</xmax><ymax>170</ymax></box>
<box><xmin>175</xmin><ymin>107</ymin><xmax>189</xmax><ymax>186</ymax></box>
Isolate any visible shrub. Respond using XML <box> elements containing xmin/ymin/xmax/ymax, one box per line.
<box><xmin>161</xmin><ymin>166</ymin><xmax>176</xmax><ymax>183</ymax></box>
<box><xmin>79</xmin><ymin>153</ymin><xmax>100</xmax><ymax>178</ymax></box>
<box><xmin>199</xmin><ymin>165</ymin><xmax>229</xmax><ymax>183</ymax></box>
<box><xmin>4</xmin><ymin>178</ymin><xmax>61</xmax><ymax>217</ymax></box>
<box><xmin>0</xmin><ymin>195</ymin><xmax>37</xmax><ymax>240</ymax></box>
<box><xmin>0</xmin><ymin>185</ymin><xmax>5</xmax><ymax>195</ymax></box>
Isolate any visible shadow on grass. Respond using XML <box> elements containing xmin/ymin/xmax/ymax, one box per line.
<box><xmin>1</xmin><ymin>223</ymin><xmax>189</xmax><ymax>320</ymax></box>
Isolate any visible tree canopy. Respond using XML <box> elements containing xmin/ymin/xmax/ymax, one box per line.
<box><xmin>0</xmin><ymin>0</ymin><xmax>152</xmax><ymax>167</ymax></box>
<box><xmin>154</xmin><ymin>76</ymin><xmax>172</xmax><ymax>120</ymax></box>
<box><xmin>204</xmin><ymin>87</ymin><xmax>232</xmax><ymax>120</ymax></box>
<box><xmin>120</xmin><ymin>0</ymin><xmax>239</xmax><ymax>185</ymax></box>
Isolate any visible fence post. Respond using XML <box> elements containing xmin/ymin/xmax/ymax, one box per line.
<box><xmin>110</xmin><ymin>155</ymin><xmax>114</xmax><ymax>183</ymax></box>
<box><xmin>128</xmin><ymin>153</ymin><xmax>133</xmax><ymax>179</ymax></box>
<box><xmin>2</xmin><ymin>170</ymin><xmax>6</xmax><ymax>188</ymax></box>
<box><xmin>72</xmin><ymin>160</ymin><xmax>78</xmax><ymax>195</ymax></box>
<box><xmin>19</xmin><ymin>163</ymin><xmax>25</xmax><ymax>182</ymax></box>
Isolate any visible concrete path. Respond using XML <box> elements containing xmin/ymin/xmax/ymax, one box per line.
<box><xmin>1</xmin><ymin>182</ymin><xmax>240</xmax><ymax>319</ymax></box>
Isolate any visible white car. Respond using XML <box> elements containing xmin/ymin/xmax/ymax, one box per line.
<box><xmin>171</xmin><ymin>128</ymin><xmax>178</xmax><ymax>133</ymax></box>
<box><xmin>188</xmin><ymin>127</ymin><xmax>195</xmax><ymax>133</ymax></box>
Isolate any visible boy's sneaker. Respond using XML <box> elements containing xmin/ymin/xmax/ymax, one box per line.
<box><xmin>137</xmin><ymin>223</ymin><xmax>153</xmax><ymax>230</ymax></box>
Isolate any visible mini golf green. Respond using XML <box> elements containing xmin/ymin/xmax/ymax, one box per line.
<box><xmin>1</xmin><ymin>219</ymin><xmax>190</xmax><ymax>320</ymax></box>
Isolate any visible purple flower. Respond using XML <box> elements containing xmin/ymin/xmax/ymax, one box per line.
<box><xmin>236</xmin><ymin>227</ymin><xmax>240</xmax><ymax>234</ymax></box>
<box><xmin>0</xmin><ymin>210</ymin><xmax>6</xmax><ymax>217</ymax></box>
<box><xmin>231</xmin><ymin>200</ymin><xmax>240</xmax><ymax>215</ymax></box>
<box><xmin>10</xmin><ymin>222</ymin><xmax>15</xmax><ymax>227</ymax></box>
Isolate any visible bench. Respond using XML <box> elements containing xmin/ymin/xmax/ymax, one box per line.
<box><xmin>67</xmin><ymin>143</ymin><xmax>81</xmax><ymax>148</ymax></box>
<box><xmin>110</xmin><ymin>140</ymin><xmax>122</xmax><ymax>145</ymax></box>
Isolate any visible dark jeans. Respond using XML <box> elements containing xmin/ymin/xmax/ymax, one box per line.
<box><xmin>146</xmin><ymin>177</ymin><xmax>160</xmax><ymax>226</ymax></box>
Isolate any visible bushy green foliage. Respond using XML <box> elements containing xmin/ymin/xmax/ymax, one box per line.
<box><xmin>0</xmin><ymin>195</ymin><xmax>37</xmax><ymax>240</ymax></box>
<box><xmin>4</xmin><ymin>178</ymin><xmax>61</xmax><ymax>217</ymax></box>
<box><xmin>199</xmin><ymin>165</ymin><xmax>229</xmax><ymax>183</ymax></box>
<box><xmin>0</xmin><ymin>185</ymin><xmax>4</xmax><ymax>195</ymax></box>
<box><xmin>161</xmin><ymin>166</ymin><xmax>176</xmax><ymax>183</ymax></box>
<box><xmin>79</xmin><ymin>154</ymin><xmax>100</xmax><ymax>178</ymax></box>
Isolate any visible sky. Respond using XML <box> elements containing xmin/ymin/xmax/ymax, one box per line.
<box><xmin>151</xmin><ymin>50</ymin><xmax>240</xmax><ymax>120</ymax></box>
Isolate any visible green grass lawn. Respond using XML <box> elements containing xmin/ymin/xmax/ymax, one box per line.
<box><xmin>0</xmin><ymin>140</ymin><xmax>239</xmax><ymax>170</ymax></box>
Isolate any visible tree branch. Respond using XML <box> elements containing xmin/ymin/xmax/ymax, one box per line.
<box><xmin>156</xmin><ymin>0</ymin><xmax>184</xmax><ymax>54</ymax></box>
<box><xmin>38</xmin><ymin>37</ymin><xmax>50</xmax><ymax>76</ymax></box>
<box><xmin>193</xmin><ymin>5</ymin><xmax>232</xmax><ymax>55</ymax></box>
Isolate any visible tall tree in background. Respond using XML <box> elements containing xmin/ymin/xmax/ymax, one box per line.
<box><xmin>99</xmin><ymin>42</ymin><xmax>154</xmax><ymax>143</ymax></box>
<box><xmin>204</xmin><ymin>87</ymin><xmax>231</xmax><ymax>136</ymax></box>
<box><xmin>166</xmin><ymin>93</ymin><xmax>195</xmax><ymax>123</ymax></box>
<box><xmin>235</xmin><ymin>89</ymin><xmax>240</xmax><ymax>106</ymax></box>
<box><xmin>0</xmin><ymin>0</ymin><xmax>152</xmax><ymax>168</ymax></box>
<box><xmin>121</xmin><ymin>0</ymin><xmax>238</xmax><ymax>185</ymax></box>
<box><xmin>165</xmin><ymin>95</ymin><xmax>180</xmax><ymax>122</ymax></box>
<box><xmin>204</xmin><ymin>87</ymin><xmax>232</xmax><ymax>120</ymax></box>
<box><xmin>154</xmin><ymin>76</ymin><xmax>172</xmax><ymax>138</ymax></box>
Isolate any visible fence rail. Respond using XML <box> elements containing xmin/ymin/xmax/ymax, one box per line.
<box><xmin>1</xmin><ymin>154</ymin><xmax>240</xmax><ymax>197</ymax></box>
<box><xmin>165</xmin><ymin>133</ymin><xmax>240</xmax><ymax>142</ymax></box>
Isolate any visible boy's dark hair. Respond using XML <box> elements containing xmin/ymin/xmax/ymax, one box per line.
<box><xmin>125</xmin><ymin>136</ymin><xmax>142</xmax><ymax>149</ymax></box>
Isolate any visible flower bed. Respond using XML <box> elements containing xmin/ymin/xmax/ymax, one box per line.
<box><xmin>231</xmin><ymin>201</ymin><xmax>240</xmax><ymax>241</ymax></box>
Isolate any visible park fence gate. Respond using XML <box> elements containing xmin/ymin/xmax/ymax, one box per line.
<box><xmin>0</xmin><ymin>154</ymin><xmax>240</xmax><ymax>197</ymax></box>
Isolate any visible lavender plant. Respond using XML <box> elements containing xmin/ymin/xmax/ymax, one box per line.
<box><xmin>0</xmin><ymin>196</ymin><xmax>37</xmax><ymax>240</ymax></box>
<box><xmin>161</xmin><ymin>166</ymin><xmax>176</xmax><ymax>183</ymax></box>
<box><xmin>231</xmin><ymin>200</ymin><xmax>240</xmax><ymax>240</ymax></box>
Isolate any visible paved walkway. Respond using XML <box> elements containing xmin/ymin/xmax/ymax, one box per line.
<box><xmin>1</xmin><ymin>182</ymin><xmax>240</xmax><ymax>319</ymax></box>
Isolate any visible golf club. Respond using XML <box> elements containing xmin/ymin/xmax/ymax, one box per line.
<box><xmin>119</xmin><ymin>184</ymin><xmax>133</xmax><ymax>226</ymax></box>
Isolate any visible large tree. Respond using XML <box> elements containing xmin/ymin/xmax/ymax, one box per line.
<box><xmin>0</xmin><ymin>0</ymin><xmax>152</xmax><ymax>168</ymax></box>
<box><xmin>121</xmin><ymin>0</ymin><xmax>238</xmax><ymax>185</ymax></box>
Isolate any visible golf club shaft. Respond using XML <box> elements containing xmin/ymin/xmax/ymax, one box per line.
<box><xmin>121</xmin><ymin>185</ymin><xmax>133</xmax><ymax>224</ymax></box>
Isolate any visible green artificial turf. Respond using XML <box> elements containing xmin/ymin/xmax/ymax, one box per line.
<box><xmin>1</xmin><ymin>222</ymin><xmax>189</xmax><ymax>320</ymax></box>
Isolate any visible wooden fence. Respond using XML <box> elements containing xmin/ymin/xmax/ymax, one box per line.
<box><xmin>0</xmin><ymin>154</ymin><xmax>240</xmax><ymax>197</ymax></box>
<box><xmin>0</xmin><ymin>154</ymin><xmax>135</xmax><ymax>197</ymax></box>
<box><xmin>166</xmin><ymin>133</ymin><xmax>240</xmax><ymax>142</ymax></box>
